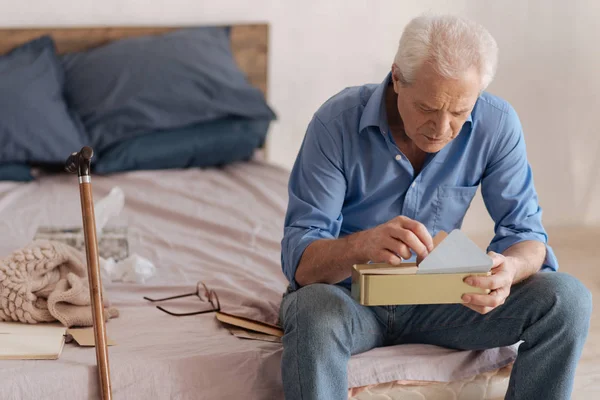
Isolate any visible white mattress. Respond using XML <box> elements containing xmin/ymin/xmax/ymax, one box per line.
<box><xmin>0</xmin><ymin>162</ymin><xmax>597</xmax><ymax>399</ymax></box>
<box><xmin>349</xmin><ymin>364</ymin><xmax>512</xmax><ymax>400</ymax></box>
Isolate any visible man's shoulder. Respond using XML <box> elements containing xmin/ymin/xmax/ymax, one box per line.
<box><xmin>471</xmin><ymin>92</ymin><xmax>522</xmax><ymax>139</ymax></box>
<box><xmin>470</xmin><ymin>92</ymin><xmax>524</xmax><ymax>161</ymax></box>
<box><xmin>473</xmin><ymin>92</ymin><xmax>517</xmax><ymax>119</ymax></box>
<box><xmin>313</xmin><ymin>83</ymin><xmax>379</xmax><ymax>126</ymax></box>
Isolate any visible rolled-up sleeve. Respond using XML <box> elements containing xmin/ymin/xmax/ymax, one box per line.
<box><xmin>281</xmin><ymin>115</ymin><xmax>347</xmax><ymax>289</ymax></box>
<box><xmin>481</xmin><ymin>105</ymin><xmax>558</xmax><ymax>271</ymax></box>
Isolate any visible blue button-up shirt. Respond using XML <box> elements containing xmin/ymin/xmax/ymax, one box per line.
<box><xmin>281</xmin><ymin>73</ymin><xmax>558</xmax><ymax>290</ymax></box>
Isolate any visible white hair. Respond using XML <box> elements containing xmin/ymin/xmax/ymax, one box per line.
<box><xmin>394</xmin><ymin>14</ymin><xmax>498</xmax><ymax>90</ymax></box>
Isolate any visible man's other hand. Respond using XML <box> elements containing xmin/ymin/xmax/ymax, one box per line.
<box><xmin>461</xmin><ymin>251</ymin><xmax>517</xmax><ymax>314</ymax></box>
<box><xmin>354</xmin><ymin>216</ymin><xmax>434</xmax><ymax>265</ymax></box>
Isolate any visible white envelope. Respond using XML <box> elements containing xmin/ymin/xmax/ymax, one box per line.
<box><xmin>417</xmin><ymin>229</ymin><xmax>493</xmax><ymax>274</ymax></box>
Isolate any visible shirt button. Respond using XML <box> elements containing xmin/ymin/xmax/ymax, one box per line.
<box><xmin>395</xmin><ymin>154</ymin><xmax>402</xmax><ymax>161</ymax></box>
<box><xmin>411</xmin><ymin>182</ymin><xmax>416</xmax><ymax>188</ymax></box>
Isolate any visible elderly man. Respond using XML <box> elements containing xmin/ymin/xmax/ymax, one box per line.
<box><xmin>279</xmin><ymin>13</ymin><xmax>592</xmax><ymax>400</ymax></box>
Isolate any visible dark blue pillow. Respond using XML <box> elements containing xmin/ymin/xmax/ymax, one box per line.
<box><xmin>62</xmin><ymin>27</ymin><xmax>276</xmax><ymax>153</ymax></box>
<box><xmin>0</xmin><ymin>164</ymin><xmax>33</xmax><ymax>182</ymax></box>
<box><xmin>93</xmin><ymin>118</ymin><xmax>271</xmax><ymax>174</ymax></box>
<box><xmin>0</xmin><ymin>36</ymin><xmax>88</xmax><ymax>164</ymax></box>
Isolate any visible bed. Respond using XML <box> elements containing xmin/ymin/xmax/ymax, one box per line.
<box><xmin>0</xmin><ymin>24</ymin><xmax>597</xmax><ymax>400</ymax></box>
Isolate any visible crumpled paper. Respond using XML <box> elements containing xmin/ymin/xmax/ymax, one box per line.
<box><xmin>100</xmin><ymin>254</ymin><xmax>156</xmax><ymax>284</ymax></box>
<box><xmin>94</xmin><ymin>186</ymin><xmax>125</xmax><ymax>239</ymax></box>
<box><xmin>94</xmin><ymin>187</ymin><xmax>156</xmax><ymax>283</ymax></box>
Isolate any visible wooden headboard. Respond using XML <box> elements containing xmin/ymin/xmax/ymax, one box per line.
<box><xmin>0</xmin><ymin>24</ymin><xmax>269</xmax><ymax>96</ymax></box>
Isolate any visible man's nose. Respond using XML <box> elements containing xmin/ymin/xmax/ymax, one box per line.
<box><xmin>432</xmin><ymin>112</ymin><xmax>451</xmax><ymax>136</ymax></box>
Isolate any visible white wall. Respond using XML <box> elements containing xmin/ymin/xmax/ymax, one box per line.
<box><xmin>2</xmin><ymin>0</ymin><xmax>599</xmax><ymax>233</ymax></box>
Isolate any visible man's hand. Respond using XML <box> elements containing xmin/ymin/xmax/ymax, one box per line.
<box><xmin>295</xmin><ymin>216</ymin><xmax>434</xmax><ymax>286</ymax></box>
<box><xmin>354</xmin><ymin>216</ymin><xmax>434</xmax><ymax>265</ymax></box>
<box><xmin>461</xmin><ymin>252</ymin><xmax>517</xmax><ymax>314</ymax></box>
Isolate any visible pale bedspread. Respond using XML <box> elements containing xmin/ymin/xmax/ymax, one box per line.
<box><xmin>0</xmin><ymin>161</ymin><xmax>541</xmax><ymax>399</ymax></box>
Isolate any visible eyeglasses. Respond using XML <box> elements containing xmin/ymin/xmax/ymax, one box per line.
<box><xmin>143</xmin><ymin>281</ymin><xmax>221</xmax><ymax>316</ymax></box>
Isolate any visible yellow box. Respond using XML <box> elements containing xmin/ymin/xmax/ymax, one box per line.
<box><xmin>351</xmin><ymin>263</ymin><xmax>491</xmax><ymax>306</ymax></box>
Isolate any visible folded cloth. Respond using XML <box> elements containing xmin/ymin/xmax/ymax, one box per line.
<box><xmin>0</xmin><ymin>240</ymin><xmax>118</xmax><ymax>327</ymax></box>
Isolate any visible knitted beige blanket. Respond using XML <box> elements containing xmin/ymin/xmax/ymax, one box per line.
<box><xmin>0</xmin><ymin>240</ymin><xmax>119</xmax><ymax>327</ymax></box>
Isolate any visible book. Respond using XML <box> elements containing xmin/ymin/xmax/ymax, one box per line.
<box><xmin>215</xmin><ymin>312</ymin><xmax>283</xmax><ymax>339</ymax></box>
<box><xmin>0</xmin><ymin>321</ymin><xmax>67</xmax><ymax>360</ymax></box>
<box><xmin>226</xmin><ymin>326</ymin><xmax>282</xmax><ymax>343</ymax></box>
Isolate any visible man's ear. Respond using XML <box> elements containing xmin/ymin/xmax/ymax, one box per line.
<box><xmin>391</xmin><ymin>64</ymin><xmax>401</xmax><ymax>94</ymax></box>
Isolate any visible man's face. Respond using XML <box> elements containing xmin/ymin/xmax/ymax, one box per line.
<box><xmin>392</xmin><ymin>63</ymin><xmax>481</xmax><ymax>153</ymax></box>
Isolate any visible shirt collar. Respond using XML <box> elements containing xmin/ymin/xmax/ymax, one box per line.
<box><xmin>358</xmin><ymin>72</ymin><xmax>473</xmax><ymax>135</ymax></box>
<box><xmin>358</xmin><ymin>73</ymin><xmax>392</xmax><ymax>135</ymax></box>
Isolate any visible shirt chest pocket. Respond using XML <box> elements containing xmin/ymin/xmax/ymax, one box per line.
<box><xmin>433</xmin><ymin>185</ymin><xmax>479</xmax><ymax>233</ymax></box>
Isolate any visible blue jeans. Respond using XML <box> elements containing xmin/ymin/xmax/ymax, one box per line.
<box><xmin>279</xmin><ymin>272</ymin><xmax>592</xmax><ymax>400</ymax></box>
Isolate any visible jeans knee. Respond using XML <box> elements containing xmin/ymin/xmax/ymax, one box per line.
<box><xmin>280</xmin><ymin>283</ymin><xmax>355</xmax><ymax>345</ymax></box>
<box><xmin>544</xmin><ymin>273</ymin><xmax>592</xmax><ymax>332</ymax></box>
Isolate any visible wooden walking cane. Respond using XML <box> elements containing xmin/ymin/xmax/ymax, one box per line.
<box><xmin>66</xmin><ymin>146</ymin><xmax>112</xmax><ymax>400</ymax></box>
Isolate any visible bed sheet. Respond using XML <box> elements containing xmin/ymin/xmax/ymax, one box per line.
<box><xmin>2</xmin><ymin>162</ymin><xmax>590</xmax><ymax>399</ymax></box>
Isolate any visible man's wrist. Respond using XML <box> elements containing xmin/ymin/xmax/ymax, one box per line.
<box><xmin>500</xmin><ymin>240</ymin><xmax>546</xmax><ymax>285</ymax></box>
<box><xmin>504</xmin><ymin>253</ymin><xmax>541</xmax><ymax>285</ymax></box>
<box><xmin>503</xmin><ymin>255</ymin><xmax>521</xmax><ymax>284</ymax></box>
<box><xmin>345</xmin><ymin>231</ymin><xmax>368</xmax><ymax>264</ymax></box>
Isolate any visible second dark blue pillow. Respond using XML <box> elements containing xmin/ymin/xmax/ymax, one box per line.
<box><xmin>62</xmin><ymin>27</ymin><xmax>276</xmax><ymax>153</ymax></box>
<box><xmin>93</xmin><ymin>118</ymin><xmax>271</xmax><ymax>174</ymax></box>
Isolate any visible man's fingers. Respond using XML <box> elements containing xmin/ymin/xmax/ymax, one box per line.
<box><xmin>388</xmin><ymin>227</ymin><xmax>429</xmax><ymax>259</ymax></box>
<box><xmin>384</xmin><ymin>238</ymin><xmax>412</xmax><ymax>260</ymax></box>
<box><xmin>487</xmin><ymin>251</ymin><xmax>505</xmax><ymax>268</ymax></box>
<box><xmin>462</xmin><ymin>287</ymin><xmax>507</xmax><ymax>308</ymax></box>
<box><xmin>464</xmin><ymin>273</ymin><xmax>510</xmax><ymax>290</ymax></box>
<box><xmin>462</xmin><ymin>292</ymin><xmax>501</xmax><ymax>308</ymax></box>
<box><xmin>377</xmin><ymin>249</ymin><xmax>402</xmax><ymax>265</ymax></box>
<box><xmin>399</xmin><ymin>218</ymin><xmax>434</xmax><ymax>252</ymax></box>
<box><xmin>388</xmin><ymin>254</ymin><xmax>402</xmax><ymax>265</ymax></box>
<box><xmin>398</xmin><ymin>230</ymin><xmax>429</xmax><ymax>258</ymax></box>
